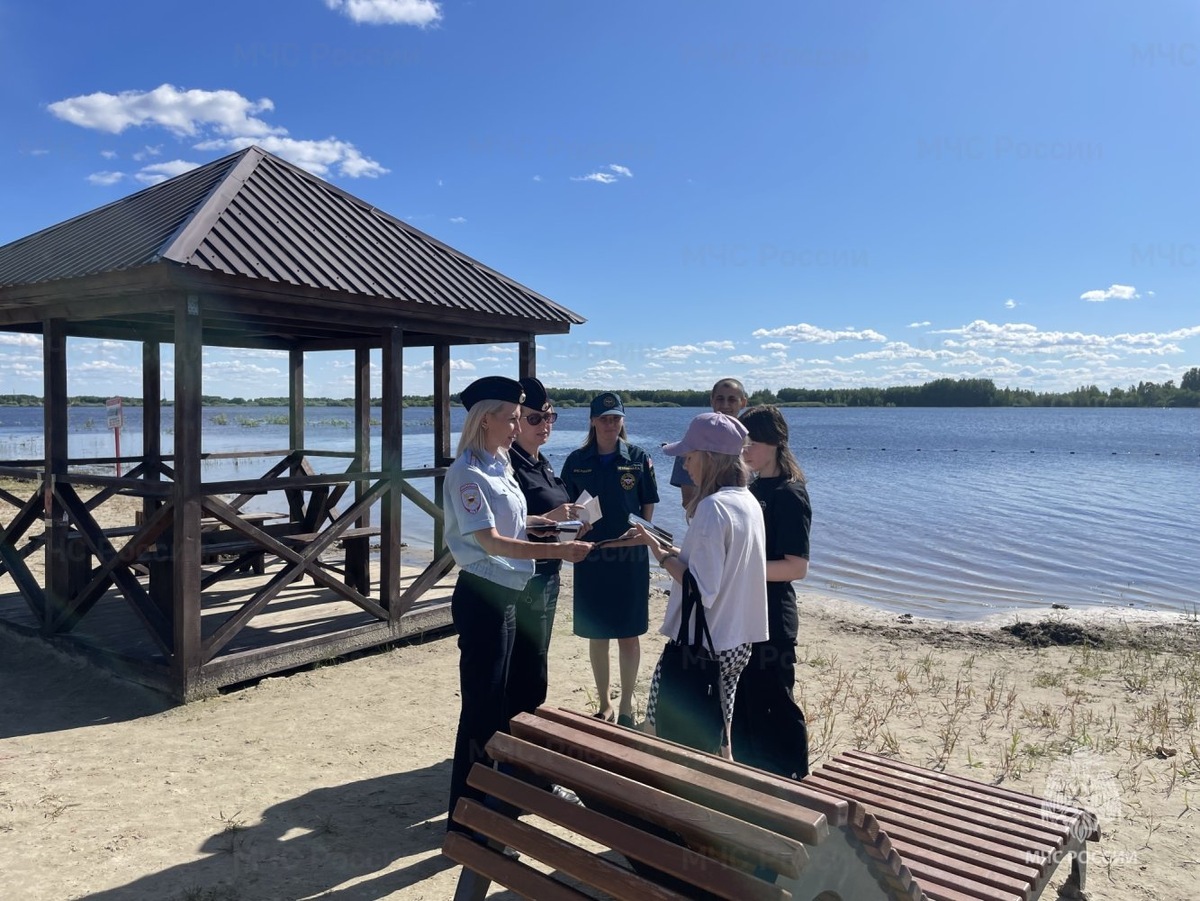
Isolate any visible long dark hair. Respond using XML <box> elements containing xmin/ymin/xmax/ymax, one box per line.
<box><xmin>741</xmin><ymin>405</ymin><xmax>806</xmax><ymax>483</ymax></box>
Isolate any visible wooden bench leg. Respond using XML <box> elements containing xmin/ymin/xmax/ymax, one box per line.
<box><xmin>1058</xmin><ymin>848</ymin><xmax>1089</xmax><ymax>899</ymax></box>
<box><xmin>344</xmin><ymin>537</ymin><xmax>369</xmax><ymax>594</ymax></box>
<box><xmin>452</xmin><ymin>866</ymin><xmax>492</xmax><ymax>901</ymax></box>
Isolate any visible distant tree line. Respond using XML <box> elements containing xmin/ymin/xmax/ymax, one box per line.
<box><xmin>3</xmin><ymin>370</ymin><xmax>1198</xmax><ymax>408</ymax></box>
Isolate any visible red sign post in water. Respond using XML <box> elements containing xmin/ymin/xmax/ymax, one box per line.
<box><xmin>106</xmin><ymin>396</ymin><xmax>123</xmax><ymax>477</ymax></box>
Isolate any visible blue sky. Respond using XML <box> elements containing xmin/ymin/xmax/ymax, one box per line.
<box><xmin>1</xmin><ymin>0</ymin><xmax>1197</xmax><ymax>399</ymax></box>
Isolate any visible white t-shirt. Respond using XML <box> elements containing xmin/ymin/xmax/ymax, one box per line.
<box><xmin>659</xmin><ymin>486</ymin><xmax>768</xmax><ymax>651</ymax></box>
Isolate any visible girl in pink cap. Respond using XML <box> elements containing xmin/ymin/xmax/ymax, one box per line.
<box><xmin>627</xmin><ymin>412</ymin><xmax>768</xmax><ymax>758</ymax></box>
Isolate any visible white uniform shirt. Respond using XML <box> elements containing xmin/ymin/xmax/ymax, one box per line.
<box><xmin>660</xmin><ymin>486</ymin><xmax>768</xmax><ymax>651</ymax></box>
<box><xmin>443</xmin><ymin>448</ymin><xmax>533</xmax><ymax>591</ymax></box>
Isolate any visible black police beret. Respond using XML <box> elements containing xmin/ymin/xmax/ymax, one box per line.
<box><xmin>460</xmin><ymin>376</ymin><xmax>525</xmax><ymax>411</ymax></box>
<box><xmin>518</xmin><ymin>377</ymin><xmax>551</xmax><ymax>411</ymax></box>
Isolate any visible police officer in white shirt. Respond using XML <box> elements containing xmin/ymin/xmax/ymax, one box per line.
<box><xmin>443</xmin><ymin>375</ymin><xmax>590</xmax><ymax>835</ymax></box>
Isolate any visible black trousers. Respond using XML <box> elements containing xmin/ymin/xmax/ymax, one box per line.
<box><xmin>730</xmin><ymin>638</ymin><xmax>810</xmax><ymax>779</ymax></box>
<box><xmin>506</xmin><ymin>571</ymin><xmax>561</xmax><ymax>721</ymax></box>
<box><xmin>446</xmin><ymin>571</ymin><xmax>518</xmax><ymax>833</ymax></box>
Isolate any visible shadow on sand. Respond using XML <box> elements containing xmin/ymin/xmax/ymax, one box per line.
<box><xmin>76</xmin><ymin>763</ymin><xmax>456</xmax><ymax>901</ymax></box>
<box><xmin>0</xmin><ymin>630</ymin><xmax>172</xmax><ymax>738</ymax></box>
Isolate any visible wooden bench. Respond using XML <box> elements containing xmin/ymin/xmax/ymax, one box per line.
<box><xmin>281</xmin><ymin>525</ymin><xmax>381</xmax><ymax>594</ymax></box>
<box><xmin>804</xmin><ymin>750</ymin><xmax>1098</xmax><ymax>901</ymax></box>
<box><xmin>442</xmin><ymin>708</ymin><xmax>1098</xmax><ymax>901</ymax></box>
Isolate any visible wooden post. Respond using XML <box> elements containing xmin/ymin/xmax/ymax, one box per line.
<box><xmin>142</xmin><ymin>341</ymin><xmax>168</xmax><ymax>620</ymax></box>
<box><xmin>288</xmin><ymin>348</ymin><xmax>305</xmax><ymax>523</ymax></box>
<box><xmin>354</xmin><ymin>345</ymin><xmax>371</xmax><ymax>530</ymax></box>
<box><xmin>380</xmin><ymin>328</ymin><xmax>403</xmax><ymax>616</ymax></box>
<box><xmin>518</xmin><ymin>335</ymin><xmax>536</xmax><ymax>380</ymax></box>
<box><xmin>41</xmin><ymin>318</ymin><xmax>69</xmax><ymax>633</ymax></box>
<box><xmin>432</xmin><ymin>343</ymin><xmax>451</xmax><ymax>556</ymax></box>
<box><xmin>171</xmin><ymin>295</ymin><xmax>204</xmax><ymax>700</ymax></box>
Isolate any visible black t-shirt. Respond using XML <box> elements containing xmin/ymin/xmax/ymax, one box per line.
<box><xmin>749</xmin><ymin>475</ymin><xmax>812</xmax><ymax>644</ymax></box>
<box><xmin>510</xmin><ymin>443</ymin><xmax>572</xmax><ymax>575</ymax></box>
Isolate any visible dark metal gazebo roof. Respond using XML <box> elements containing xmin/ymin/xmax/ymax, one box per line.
<box><xmin>0</xmin><ymin>145</ymin><xmax>584</xmax><ymax>347</ymax></box>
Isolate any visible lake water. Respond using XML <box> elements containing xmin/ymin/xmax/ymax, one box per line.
<box><xmin>1</xmin><ymin>405</ymin><xmax>1195</xmax><ymax>623</ymax></box>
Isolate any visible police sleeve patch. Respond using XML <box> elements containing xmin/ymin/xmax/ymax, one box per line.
<box><xmin>459</xmin><ymin>482</ymin><xmax>484</xmax><ymax>514</ymax></box>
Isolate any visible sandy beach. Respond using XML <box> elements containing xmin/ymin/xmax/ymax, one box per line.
<box><xmin>2</xmin><ymin>498</ymin><xmax>1198</xmax><ymax>900</ymax></box>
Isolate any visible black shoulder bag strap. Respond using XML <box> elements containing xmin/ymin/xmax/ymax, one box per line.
<box><xmin>679</xmin><ymin>568</ymin><xmax>716</xmax><ymax>656</ymax></box>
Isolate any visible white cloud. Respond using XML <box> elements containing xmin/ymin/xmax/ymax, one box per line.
<box><xmin>449</xmin><ymin>216</ymin><xmax>466</xmax><ymax>223</ymax></box>
<box><xmin>1080</xmin><ymin>284</ymin><xmax>1139</xmax><ymax>302</ymax></box>
<box><xmin>698</xmin><ymin>340</ymin><xmax>734</xmax><ymax>351</ymax></box>
<box><xmin>1004</xmin><ymin>299</ymin><xmax>1017</xmax><ymax>309</ymax></box>
<box><xmin>907</xmin><ymin>321</ymin><xmax>931</xmax><ymax>328</ymax></box>
<box><xmin>729</xmin><ymin>354</ymin><xmax>764</xmax><ymax>364</ymax></box>
<box><xmin>324</xmin><ymin>0</ymin><xmax>442</xmax><ymax>26</ymax></box>
<box><xmin>571</xmin><ymin>163</ymin><xmax>634</xmax><ymax>184</ymax></box>
<box><xmin>133</xmin><ymin>144</ymin><xmax>162</xmax><ymax>161</ymax></box>
<box><xmin>657</xmin><ymin>344</ymin><xmax>720</xmax><ymax>361</ymax></box>
<box><xmin>587</xmin><ymin>340</ymin><xmax>611</xmax><ymax>347</ymax></box>
<box><xmin>194</xmin><ymin>135</ymin><xmax>388</xmax><ymax>178</ymax></box>
<box><xmin>752</xmin><ymin>323</ymin><xmax>887</xmax><ymax>344</ymax></box>
<box><xmin>49</xmin><ymin>83</ymin><xmax>387</xmax><ymax>179</ymax></box>
<box><xmin>87</xmin><ymin>170</ymin><xmax>124</xmax><ymax>186</ymax></box>
<box><xmin>134</xmin><ymin>160</ymin><xmax>201</xmax><ymax>185</ymax></box>
<box><xmin>0</xmin><ymin>334</ymin><xmax>42</xmax><ymax>347</ymax></box>
<box><xmin>76</xmin><ymin>359</ymin><xmax>137</xmax><ymax>376</ymax></box>
<box><xmin>572</xmin><ymin>172</ymin><xmax>618</xmax><ymax>184</ymax></box>
<box><xmin>933</xmin><ymin>319</ymin><xmax>1200</xmax><ymax>355</ymax></box>
<box><xmin>100</xmin><ymin>149</ymin><xmax>117</xmax><ymax>160</ymax></box>
<box><xmin>49</xmin><ymin>84</ymin><xmax>283</xmax><ymax>137</ymax></box>
<box><xmin>759</xmin><ymin>342</ymin><xmax>787</xmax><ymax>350</ymax></box>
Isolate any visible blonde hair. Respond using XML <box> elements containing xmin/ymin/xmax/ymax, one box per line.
<box><xmin>457</xmin><ymin>399</ymin><xmax>518</xmax><ymax>460</ymax></box>
<box><xmin>684</xmin><ymin>450</ymin><xmax>750</xmax><ymax>519</ymax></box>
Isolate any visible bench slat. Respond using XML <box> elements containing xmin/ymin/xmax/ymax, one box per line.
<box><xmin>806</xmin><ymin>770</ymin><xmax>1062</xmax><ymax>854</ymax></box>
<box><xmin>283</xmin><ymin>526</ymin><xmax>382</xmax><ymax>543</ymax></box>
<box><xmin>509</xmin><ymin>712</ymin><xmax>829</xmax><ymax>846</ymax></box>
<box><xmin>821</xmin><ymin>761</ymin><xmax>1068</xmax><ymax>841</ymax></box>
<box><xmin>844</xmin><ymin>751</ymin><xmax>1097</xmax><ymax>837</ymax></box>
<box><xmin>443</xmin><ymin>831</ymin><xmax>595</xmax><ymax>901</ymax></box>
<box><xmin>487</xmin><ymin>731</ymin><xmax>810</xmax><ymax>879</ymax></box>
<box><xmin>455</xmin><ymin>799</ymin><xmax>695</xmax><ymax>901</ymax></box>
<box><xmin>537</xmin><ymin>707</ymin><xmax>850</xmax><ymax>827</ymax></box>
<box><xmin>467</xmin><ymin>764</ymin><xmax>790</xmax><ymax>901</ymax></box>
<box><xmin>903</xmin><ymin>860</ymin><xmax>1028</xmax><ymax>901</ymax></box>
<box><xmin>863</xmin><ymin>824</ymin><xmax>1035</xmax><ymax>897</ymax></box>
<box><xmin>871</xmin><ymin>816</ymin><xmax>1044</xmax><ymax>877</ymax></box>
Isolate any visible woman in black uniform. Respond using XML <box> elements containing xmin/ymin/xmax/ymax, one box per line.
<box><xmin>507</xmin><ymin>377</ymin><xmax>585</xmax><ymax>720</ymax></box>
<box><xmin>561</xmin><ymin>392</ymin><xmax>659</xmax><ymax>726</ymax></box>
<box><xmin>732</xmin><ymin>404</ymin><xmax>813</xmax><ymax>779</ymax></box>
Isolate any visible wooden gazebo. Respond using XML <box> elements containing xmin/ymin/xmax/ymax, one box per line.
<box><xmin>0</xmin><ymin>146</ymin><xmax>584</xmax><ymax>701</ymax></box>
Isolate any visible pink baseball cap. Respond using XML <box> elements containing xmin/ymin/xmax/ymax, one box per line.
<box><xmin>663</xmin><ymin>412</ymin><xmax>749</xmax><ymax>457</ymax></box>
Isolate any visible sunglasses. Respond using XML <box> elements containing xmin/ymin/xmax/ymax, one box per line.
<box><xmin>523</xmin><ymin>411</ymin><xmax>558</xmax><ymax>426</ymax></box>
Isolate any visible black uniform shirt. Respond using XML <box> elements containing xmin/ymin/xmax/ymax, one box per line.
<box><xmin>510</xmin><ymin>442</ymin><xmax>571</xmax><ymax>574</ymax></box>
<box><xmin>749</xmin><ymin>474</ymin><xmax>812</xmax><ymax>644</ymax></box>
